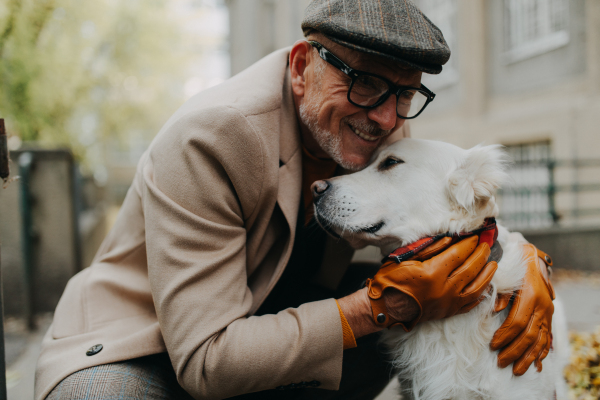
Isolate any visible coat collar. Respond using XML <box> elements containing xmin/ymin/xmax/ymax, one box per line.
<box><xmin>276</xmin><ymin>55</ymin><xmax>302</xmax><ymax>236</ymax></box>
<box><xmin>279</xmin><ymin>65</ymin><xmax>301</xmax><ymax>166</ymax></box>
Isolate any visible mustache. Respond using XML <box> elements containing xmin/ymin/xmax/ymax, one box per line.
<box><xmin>342</xmin><ymin>117</ymin><xmax>392</xmax><ymax>138</ymax></box>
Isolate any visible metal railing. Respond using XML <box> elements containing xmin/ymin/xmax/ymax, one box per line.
<box><xmin>498</xmin><ymin>158</ymin><xmax>600</xmax><ymax>230</ymax></box>
<box><xmin>0</xmin><ymin>118</ymin><xmax>10</xmax><ymax>400</ymax></box>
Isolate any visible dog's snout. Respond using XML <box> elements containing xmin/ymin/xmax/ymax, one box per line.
<box><xmin>311</xmin><ymin>180</ymin><xmax>331</xmax><ymax>200</ymax></box>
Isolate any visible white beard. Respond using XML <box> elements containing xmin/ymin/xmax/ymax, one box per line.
<box><xmin>298</xmin><ymin>55</ymin><xmax>391</xmax><ymax>171</ymax></box>
<box><xmin>298</xmin><ymin>98</ymin><xmax>360</xmax><ymax>171</ymax></box>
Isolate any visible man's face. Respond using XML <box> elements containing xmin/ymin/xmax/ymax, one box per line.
<box><xmin>298</xmin><ymin>42</ymin><xmax>422</xmax><ymax>171</ymax></box>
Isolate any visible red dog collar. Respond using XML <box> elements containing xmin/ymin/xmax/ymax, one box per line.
<box><xmin>385</xmin><ymin>218</ymin><xmax>499</xmax><ymax>263</ymax></box>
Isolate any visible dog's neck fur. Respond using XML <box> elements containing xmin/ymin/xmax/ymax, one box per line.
<box><xmin>380</xmin><ymin>207</ymin><xmax>498</xmax><ymax>256</ymax></box>
<box><xmin>448</xmin><ymin>196</ymin><xmax>500</xmax><ymax>232</ymax></box>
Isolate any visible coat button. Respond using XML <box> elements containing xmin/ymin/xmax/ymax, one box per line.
<box><xmin>86</xmin><ymin>344</ymin><xmax>103</xmax><ymax>356</ymax></box>
<box><xmin>377</xmin><ymin>313</ymin><xmax>386</xmax><ymax>324</ymax></box>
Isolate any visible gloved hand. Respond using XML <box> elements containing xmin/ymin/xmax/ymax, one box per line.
<box><xmin>491</xmin><ymin>244</ymin><xmax>555</xmax><ymax>375</ymax></box>
<box><xmin>366</xmin><ymin>236</ymin><xmax>498</xmax><ymax>331</ymax></box>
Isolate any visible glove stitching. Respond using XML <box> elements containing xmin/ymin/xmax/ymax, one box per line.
<box><xmin>447</xmin><ymin>244</ymin><xmax>488</xmax><ymax>281</ymax></box>
<box><xmin>459</xmin><ymin>262</ymin><xmax>498</xmax><ymax>300</ymax></box>
<box><xmin>538</xmin><ymin>331</ymin><xmax>551</xmax><ymax>362</ymax></box>
<box><xmin>499</xmin><ymin>309</ymin><xmax>536</xmax><ymax>367</ymax></box>
<box><xmin>491</xmin><ymin>290</ymin><xmax>521</xmax><ymax>349</ymax></box>
<box><xmin>515</xmin><ymin>322</ymin><xmax>545</xmax><ymax>373</ymax></box>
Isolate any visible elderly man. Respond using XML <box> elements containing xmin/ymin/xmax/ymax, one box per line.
<box><xmin>35</xmin><ymin>1</ymin><xmax>555</xmax><ymax>399</ymax></box>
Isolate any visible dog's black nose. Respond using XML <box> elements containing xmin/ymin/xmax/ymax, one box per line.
<box><xmin>311</xmin><ymin>180</ymin><xmax>330</xmax><ymax>200</ymax></box>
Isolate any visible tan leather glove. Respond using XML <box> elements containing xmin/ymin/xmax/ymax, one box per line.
<box><xmin>491</xmin><ymin>244</ymin><xmax>555</xmax><ymax>376</ymax></box>
<box><xmin>366</xmin><ymin>236</ymin><xmax>498</xmax><ymax>331</ymax></box>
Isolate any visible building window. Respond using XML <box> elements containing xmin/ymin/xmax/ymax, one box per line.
<box><xmin>503</xmin><ymin>0</ymin><xmax>569</xmax><ymax>63</ymax></box>
<box><xmin>498</xmin><ymin>141</ymin><xmax>555</xmax><ymax>230</ymax></box>
<box><xmin>417</xmin><ymin>0</ymin><xmax>459</xmax><ymax>90</ymax></box>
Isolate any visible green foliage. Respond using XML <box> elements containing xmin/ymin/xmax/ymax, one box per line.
<box><xmin>0</xmin><ymin>0</ymin><xmax>191</xmax><ymax>165</ymax></box>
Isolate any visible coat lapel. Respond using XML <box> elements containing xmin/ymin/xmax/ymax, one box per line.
<box><xmin>249</xmin><ymin>56</ymin><xmax>303</xmax><ymax>313</ymax></box>
<box><xmin>276</xmin><ymin>67</ymin><xmax>302</xmax><ymax>241</ymax></box>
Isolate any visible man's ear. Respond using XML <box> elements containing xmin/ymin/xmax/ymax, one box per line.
<box><xmin>447</xmin><ymin>145</ymin><xmax>509</xmax><ymax>211</ymax></box>
<box><xmin>290</xmin><ymin>40</ymin><xmax>311</xmax><ymax>98</ymax></box>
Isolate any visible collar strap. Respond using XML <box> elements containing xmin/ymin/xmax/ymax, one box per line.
<box><xmin>385</xmin><ymin>218</ymin><xmax>498</xmax><ymax>263</ymax></box>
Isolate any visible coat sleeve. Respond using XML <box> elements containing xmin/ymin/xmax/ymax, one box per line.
<box><xmin>141</xmin><ymin>106</ymin><xmax>344</xmax><ymax>399</ymax></box>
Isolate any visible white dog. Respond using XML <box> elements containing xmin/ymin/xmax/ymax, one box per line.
<box><xmin>313</xmin><ymin>138</ymin><xmax>569</xmax><ymax>400</ymax></box>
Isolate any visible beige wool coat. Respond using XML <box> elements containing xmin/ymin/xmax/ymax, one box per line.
<box><xmin>35</xmin><ymin>47</ymin><xmax>409</xmax><ymax>400</ymax></box>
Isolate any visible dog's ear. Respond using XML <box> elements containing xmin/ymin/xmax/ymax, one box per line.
<box><xmin>447</xmin><ymin>145</ymin><xmax>509</xmax><ymax>211</ymax></box>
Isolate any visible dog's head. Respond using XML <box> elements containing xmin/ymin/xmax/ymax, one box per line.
<box><xmin>313</xmin><ymin>138</ymin><xmax>509</xmax><ymax>252</ymax></box>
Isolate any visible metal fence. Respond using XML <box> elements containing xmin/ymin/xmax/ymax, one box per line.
<box><xmin>498</xmin><ymin>157</ymin><xmax>600</xmax><ymax>230</ymax></box>
<box><xmin>0</xmin><ymin>118</ymin><xmax>10</xmax><ymax>399</ymax></box>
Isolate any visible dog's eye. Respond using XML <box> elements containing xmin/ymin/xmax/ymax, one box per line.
<box><xmin>379</xmin><ymin>156</ymin><xmax>404</xmax><ymax>171</ymax></box>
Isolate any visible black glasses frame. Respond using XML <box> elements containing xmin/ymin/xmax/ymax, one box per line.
<box><xmin>308</xmin><ymin>41</ymin><xmax>436</xmax><ymax>120</ymax></box>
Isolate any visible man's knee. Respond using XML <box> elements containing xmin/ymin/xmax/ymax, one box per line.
<box><xmin>45</xmin><ymin>354</ymin><xmax>193</xmax><ymax>400</ymax></box>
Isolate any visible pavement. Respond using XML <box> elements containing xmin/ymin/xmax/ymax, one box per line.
<box><xmin>5</xmin><ymin>314</ymin><xmax>52</xmax><ymax>400</ymax></box>
<box><xmin>3</xmin><ymin>271</ymin><xmax>597</xmax><ymax>400</ymax></box>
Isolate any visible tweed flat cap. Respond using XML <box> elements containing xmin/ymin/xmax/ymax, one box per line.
<box><xmin>302</xmin><ymin>0</ymin><xmax>450</xmax><ymax>74</ymax></box>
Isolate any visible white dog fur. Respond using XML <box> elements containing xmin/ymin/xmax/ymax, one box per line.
<box><xmin>314</xmin><ymin>138</ymin><xmax>568</xmax><ymax>400</ymax></box>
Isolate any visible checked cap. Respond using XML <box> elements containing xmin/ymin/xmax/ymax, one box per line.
<box><xmin>302</xmin><ymin>0</ymin><xmax>450</xmax><ymax>74</ymax></box>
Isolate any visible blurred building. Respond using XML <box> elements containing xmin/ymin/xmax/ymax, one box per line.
<box><xmin>106</xmin><ymin>0</ymin><xmax>230</xmax><ymax>204</ymax></box>
<box><xmin>411</xmin><ymin>0</ymin><xmax>600</xmax><ymax>232</ymax></box>
<box><xmin>0</xmin><ymin>0</ymin><xmax>231</xmax><ymax>320</ymax></box>
<box><xmin>226</xmin><ymin>0</ymin><xmax>600</xmax><ymax>233</ymax></box>
<box><xmin>225</xmin><ymin>0</ymin><xmax>310</xmax><ymax>75</ymax></box>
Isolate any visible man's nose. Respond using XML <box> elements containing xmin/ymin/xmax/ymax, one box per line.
<box><xmin>311</xmin><ymin>180</ymin><xmax>331</xmax><ymax>201</ymax></box>
<box><xmin>367</xmin><ymin>95</ymin><xmax>397</xmax><ymax>131</ymax></box>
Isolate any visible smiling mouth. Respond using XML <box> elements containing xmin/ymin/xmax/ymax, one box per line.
<box><xmin>360</xmin><ymin>221</ymin><xmax>385</xmax><ymax>234</ymax></box>
<box><xmin>349</xmin><ymin>123</ymin><xmax>379</xmax><ymax>142</ymax></box>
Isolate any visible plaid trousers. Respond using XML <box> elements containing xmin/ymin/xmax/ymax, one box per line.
<box><xmin>46</xmin><ymin>333</ymin><xmax>392</xmax><ymax>400</ymax></box>
<box><xmin>45</xmin><ymin>353</ymin><xmax>194</xmax><ymax>400</ymax></box>
<box><xmin>46</xmin><ymin>259</ymin><xmax>394</xmax><ymax>400</ymax></box>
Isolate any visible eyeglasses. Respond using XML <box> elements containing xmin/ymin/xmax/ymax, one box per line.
<box><xmin>308</xmin><ymin>41</ymin><xmax>436</xmax><ymax>119</ymax></box>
